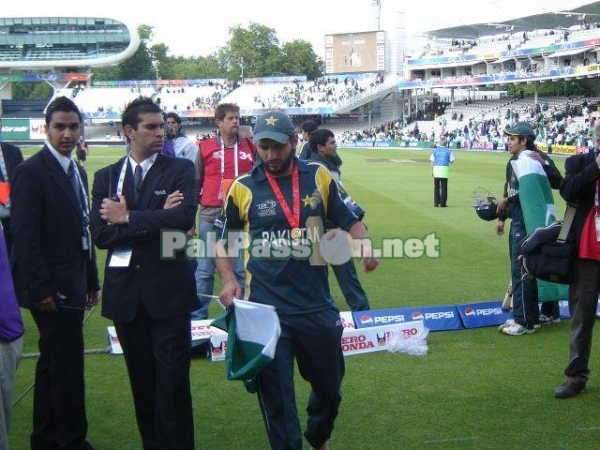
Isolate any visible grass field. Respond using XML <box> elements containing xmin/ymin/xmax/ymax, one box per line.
<box><xmin>9</xmin><ymin>145</ymin><xmax>600</xmax><ymax>450</ymax></box>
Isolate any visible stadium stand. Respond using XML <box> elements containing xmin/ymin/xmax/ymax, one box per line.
<box><xmin>3</xmin><ymin>3</ymin><xmax>600</xmax><ymax>151</ymax></box>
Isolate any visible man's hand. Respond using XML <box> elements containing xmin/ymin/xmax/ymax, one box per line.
<box><xmin>36</xmin><ymin>292</ymin><xmax>63</xmax><ymax>313</ymax></box>
<box><xmin>163</xmin><ymin>190</ymin><xmax>184</xmax><ymax>209</ymax></box>
<box><xmin>526</xmin><ymin>151</ymin><xmax>545</xmax><ymax>166</ymax></box>
<box><xmin>361</xmin><ymin>256</ymin><xmax>379</xmax><ymax>272</ymax></box>
<box><xmin>218</xmin><ymin>280</ymin><xmax>242</xmax><ymax>309</ymax></box>
<box><xmin>100</xmin><ymin>195</ymin><xmax>129</xmax><ymax>224</ymax></box>
<box><xmin>87</xmin><ymin>290</ymin><xmax>100</xmax><ymax>308</ymax></box>
<box><xmin>495</xmin><ymin>220</ymin><xmax>505</xmax><ymax>236</ymax></box>
<box><xmin>163</xmin><ymin>191</ymin><xmax>196</xmax><ymax>235</ymax></box>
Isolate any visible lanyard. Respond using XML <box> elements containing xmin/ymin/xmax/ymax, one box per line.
<box><xmin>0</xmin><ymin>148</ymin><xmax>6</xmax><ymax>182</ymax></box>
<box><xmin>264</xmin><ymin>163</ymin><xmax>301</xmax><ymax>239</ymax></box>
<box><xmin>218</xmin><ymin>136</ymin><xmax>238</xmax><ymax>200</ymax></box>
<box><xmin>70</xmin><ymin>161</ymin><xmax>91</xmax><ymax>258</ymax></box>
<box><xmin>220</xmin><ymin>136</ymin><xmax>239</xmax><ymax>178</ymax></box>
<box><xmin>116</xmin><ymin>157</ymin><xmax>154</xmax><ymax>197</ymax></box>
<box><xmin>116</xmin><ymin>158</ymin><xmax>129</xmax><ymax>197</ymax></box>
<box><xmin>70</xmin><ymin>162</ymin><xmax>89</xmax><ymax>216</ymax></box>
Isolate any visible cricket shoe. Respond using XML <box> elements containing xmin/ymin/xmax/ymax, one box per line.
<box><xmin>539</xmin><ymin>314</ymin><xmax>561</xmax><ymax>325</ymax></box>
<box><xmin>497</xmin><ymin>319</ymin><xmax>516</xmax><ymax>332</ymax></box>
<box><xmin>502</xmin><ymin>323</ymin><xmax>536</xmax><ymax>336</ymax></box>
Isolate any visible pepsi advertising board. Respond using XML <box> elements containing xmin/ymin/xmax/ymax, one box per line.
<box><xmin>557</xmin><ymin>299</ymin><xmax>600</xmax><ymax>319</ymax></box>
<box><xmin>456</xmin><ymin>301</ymin><xmax>512</xmax><ymax>328</ymax></box>
<box><xmin>354</xmin><ymin>306</ymin><xmax>463</xmax><ymax>332</ymax></box>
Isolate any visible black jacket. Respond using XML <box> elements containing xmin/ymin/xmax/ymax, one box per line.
<box><xmin>560</xmin><ymin>151</ymin><xmax>600</xmax><ymax>249</ymax></box>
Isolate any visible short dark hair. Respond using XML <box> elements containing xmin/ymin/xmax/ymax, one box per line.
<box><xmin>309</xmin><ymin>128</ymin><xmax>334</xmax><ymax>154</ymax></box>
<box><xmin>215</xmin><ymin>103</ymin><xmax>239</xmax><ymax>122</ymax></box>
<box><xmin>121</xmin><ymin>97</ymin><xmax>162</xmax><ymax>140</ymax></box>
<box><xmin>301</xmin><ymin>120</ymin><xmax>319</xmax><ymax>135</ymax></box>
<box><xmin>45</xmin><ymin>96</ymin><xmax>82</xmax><ymax>126</ymax></box>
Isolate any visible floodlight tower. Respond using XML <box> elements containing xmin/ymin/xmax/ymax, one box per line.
<box><xmin>372</xmin><ymin>0</ymin><xmax>382</xmax><ymax>30</ymax></box>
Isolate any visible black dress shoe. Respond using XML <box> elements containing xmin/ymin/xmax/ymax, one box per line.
<box><xmin>68</xmin><ymin>441</ymin><xmax>95</xmax><ymax>450</ymax></box>
<box><xmin>555</xmin><ymin>380</ymin><xmax>586</xmax><ymax>398</ymax></box>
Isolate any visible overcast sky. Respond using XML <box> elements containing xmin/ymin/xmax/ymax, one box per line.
<box><xmin>8</xmin><ymin>0</ymin><xmax>593</xmax><ymax>58</ymax></box>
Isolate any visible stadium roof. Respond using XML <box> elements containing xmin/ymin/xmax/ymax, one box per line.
<box><xmin>426</xmin><ymin>1</ymin><xmax>600</xmax><ymax>40</ymax></box>
<box><xmin>0</xmin><ymin>17</ymin><xmax>139</xmax><ymax>69</ymax></box>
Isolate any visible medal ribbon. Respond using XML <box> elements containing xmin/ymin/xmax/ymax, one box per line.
<box><xmin>264</xmin><ymin>162</ymin><xmax>300</xmax><ymax>231</ymax></box>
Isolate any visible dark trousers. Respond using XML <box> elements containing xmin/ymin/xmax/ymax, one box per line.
<box><xmin>30</xmin><ymin>310</ymin><xmax>88</xmax><ymax>450</ymax></box>
<box><xmin>564</xmin><ymin>258</ymin><xmax>600</xmax><ymax>382</ymax></box>
<box><xmin>331</xmin><ymin>260</ymin><xmax>370</xmax><ymax>311</ymax></box>
<box><xmin>256</xmin><ymin>309</ymin><xmax>345</xmax><ymax>450</ymax></box>
<box><xmin>540</xmin><ymin>300</ymin><xmax>560</xmax><ymax>318</ymax></box>
<box><xmin>433</xmin><ymin>178</ymin><xmax>448</xmax><ymax>207</ymax></box>
<box><xmin>115</xmin><ymin>307</ymin><xmax>194</xmax><ymax>450</ymax></box>
<box><xmin>509</xmin><ymin>218</ymin><xmax>539</xmax><ymax>328</ymax></box>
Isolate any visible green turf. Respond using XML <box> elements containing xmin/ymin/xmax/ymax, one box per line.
<box><xmin>11</xmin><ymin>146</ymin><xmax>600</xmax><ymax>450</ymax></box>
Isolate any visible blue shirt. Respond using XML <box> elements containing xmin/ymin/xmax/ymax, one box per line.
<box><xmin>430</xmin><ymin>146</ymin><xmax>455</xmax><ymax>178</ymax></box>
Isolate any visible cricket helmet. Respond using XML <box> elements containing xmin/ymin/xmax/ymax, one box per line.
<box><xmin>471</xmin><ymin>187</ymin><xmax>498</xmax><ymax>221</ymax></box>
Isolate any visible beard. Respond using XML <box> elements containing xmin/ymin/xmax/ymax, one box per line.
<box><xmin>262</xmin><ymin>151</ymin><xmax>295</xmax><ymax>176</ymax></box>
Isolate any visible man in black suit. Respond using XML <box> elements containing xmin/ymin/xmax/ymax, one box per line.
<box><xmin>10</xmin><ymin>96</ymin><xmax>100</xmax><ymax>450</ymax></box>
<box><xmin>0</xmin><ymin>118</ymin><xmax>24</xmax><ymax>253</ymax></box>
<box><xmin>90</xmin><ymin>97</ymin><xmax>197</xmax><ymax>450</ymax></box>
<box><xmin>554</xmin><ymin>126</ymin><xmax>600</xmax><ymax>399</ymax></box>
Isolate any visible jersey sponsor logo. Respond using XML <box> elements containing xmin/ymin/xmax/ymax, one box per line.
<box><xmin>256</xmin><ymin>200</ymin><xmax>277</xmax><ymax>217</ymax></box>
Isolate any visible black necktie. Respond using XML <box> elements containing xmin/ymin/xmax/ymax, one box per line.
<box><xmin>134</xmin><ymin>164</ymin><xmax>143</xmax><ymax>205</ymax></box>
<box><xmin>0</xmin><ymin>164</ymin><xmax>4</xmax><ymax>182</ymax></box>
<box><xmin>68</xmin><ymin>161</ymin><xmax>84</xmax><ymax>210</ymax></box>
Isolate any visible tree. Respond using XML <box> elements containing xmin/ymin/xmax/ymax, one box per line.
<box><xmin>11</xmin><ymin>82</ymin><xmax>53</xmax><ymax>100</ymax></box>
<box><xmin>218</xmin><ymin>23</ymin><xmax>283</xmax><ymax>79</ymax></box>
<box><xmin>280</xmin><ymin>40</ymin><xmax>323</xmax><ymax>78</ymax></box>
<box><xmin>159</xmin><ymin>55</ymin><xmax>223</xmax><ymax>80</ymax></box>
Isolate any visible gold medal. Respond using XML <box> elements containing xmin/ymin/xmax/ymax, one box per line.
<box><xmin>291</xmin><ymin>228</ymin><xmax>302</xmax><ymax>240</ymax></box>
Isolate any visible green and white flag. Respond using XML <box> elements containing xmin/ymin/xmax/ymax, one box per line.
<box><xmin>511</xmin><ymin>151</ymin><xmax>568</xmax><ymax>301</ymax></box>
<box><xmin>211</xmin><ymin>299</ymin><xmax>281</xmax><ymax>382</ymax></box>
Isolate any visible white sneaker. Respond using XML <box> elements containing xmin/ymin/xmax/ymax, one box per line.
<box><xmin>497</xmin><ymin>319</ymin><xmax>516</xmax><ymax>332</ymax></box>
<box><xmin>502</xmin><ymin>323</ymin><xmax>535</xmax><ymax>336</ymax></box>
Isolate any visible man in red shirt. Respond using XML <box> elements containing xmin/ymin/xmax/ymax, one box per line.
<box><xmin>194</xmin><ymin>103</ymin><xmax>256</xmax><ymax>319</ymax></box>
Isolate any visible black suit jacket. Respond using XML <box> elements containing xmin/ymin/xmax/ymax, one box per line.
<box><xmin>10</xmin><ymin>146</ymin><xmax>100</xmax><ymax>309</ymax></box>
<box><xmin>0</xmin><ymin>142</ymin><xmax>24</xmax><ymax>248</ymax></box>
<box><xmin>560</xmin><ymin>151</ymin><xmax>600</xmax><ymax>248</ymax></box>
<box><xmin>0</xmin><ymin>142</ymin><xmax>24</xmax><ymax>182</ymax></box>
<box><xmin>90</xmin><ymin>154</ymin><xmax>198</xmax><ymax>322</ymax></box>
